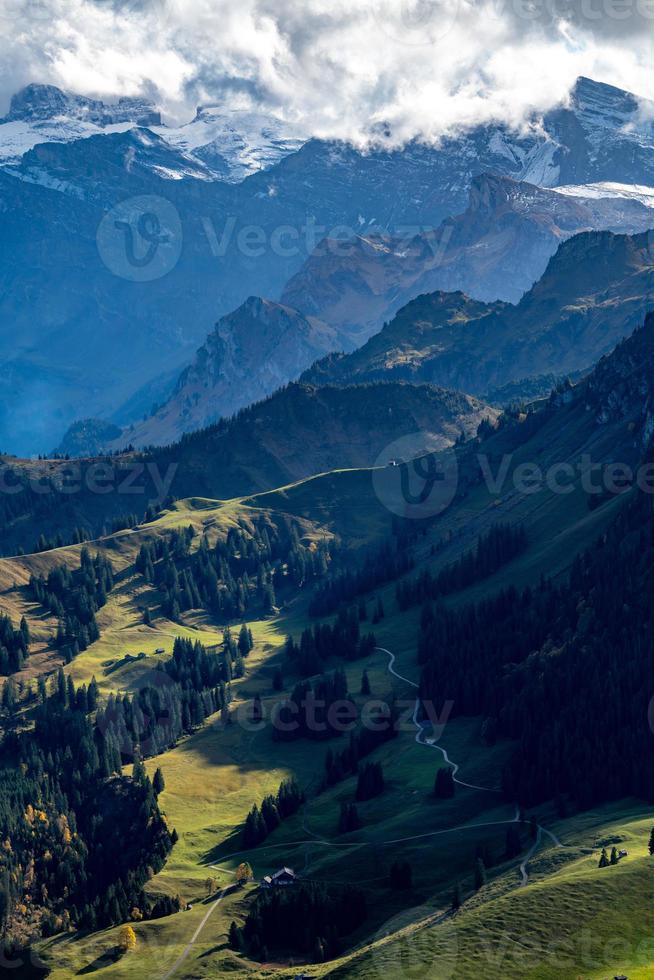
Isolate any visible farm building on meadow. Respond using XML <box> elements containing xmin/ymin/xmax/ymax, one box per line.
<box><xmin>260</xmin><ymin>867</ymin><xmax>297</xmax><ymax>888</ymax></box>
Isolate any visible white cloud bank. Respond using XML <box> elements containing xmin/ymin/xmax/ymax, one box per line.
<box><xmin>1</xmin><ymin>0</ymin><xmax>654</xmax><ymax>142</ymax></box>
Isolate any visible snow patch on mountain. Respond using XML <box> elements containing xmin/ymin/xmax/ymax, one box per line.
<box><xmin>0</xmin><ymin>117</ymin><xmax>137</xmax><ymax>164</ymax></box>
<box><xmin>153</xmin><ymin>103</ymin><xmax>307</xmax><ymax>183</ymax></box>
<box><xmin>556</xmin><ymin>182</ymin><xmax>654</xmax><ymax>208</ymax></box>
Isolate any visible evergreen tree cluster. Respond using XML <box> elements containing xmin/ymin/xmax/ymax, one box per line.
<box><xmin>338</xmin><ymin>802</ymin><xmax>361</xmax><ymax>833</ymax></box>
<box><xmin>136</xmin><ymin>518</ymin><xmax>330</xmax><ymax>623</ymax></box>
<box><xmin>418</xmin><ymin>487</ymin><xmax>654</xmax><ymax>809</ymax></box>
<box><xmin>235</xmin><ymin>883</ymin><xmax>367</xmax><ymax>962</ymax></box>
<box><xmin>242</xmin><ymin>777</ymin><xmax>305</xmax><ymax>848</ymax></box>
<box><xmin>324</xmin><ymin>708</ymin><xmax>398</xmax><ymax>787</ymax></box>
<box><xmin>397</xmin><ymin>524</ymin><xmax>528</xmax><ymax>610</ymax></box>
<box><xmin>273</xmin><ymin>670</ymin><xmax>351</xmax><ymax>742</ymax></box>
<box><xmin>0</xmin><ymin>672</ymin><xmax>176</xmax><ymax>944</ymax></box>
<box><xmin>0</xmin><ymin>466</ymin><xmax>58</xmax><ymax>556</ymax></box>
<box><xmin>355</xmin><ymin>761</ymin><xmax>385</xmax><ymax>801</ymax></box>
<box><xmin>97</xmin><ymin>637</ymin><xmax>228</xmax><ymax>762</ymax></box>
<box><xmin>284</xmin><ymin>607</ymin><xmax>376</xmax><ymax>677</ymax></box>
<box><xmin>309</xmin><ymin>539</ymin><xmax>413</xmax><ymax>617</ymax></box>
<box><xmin>34</xmin><ymin>526</ymin><xmax>91</xmax><ymax>554</ymax></box>
<box><xmin>105</xmin><ymin>513</ymin><xmax>142</xmax><ymax>535</ymax></box>
<box><xmin>0</xmin><ymin>613</ymin><xmax>30</xmax><ymax>676</ymax></box>
<box><xmin>29</xmin><ymin>549</ymin><xmax>113</xmax><ymax>662</ymax></box>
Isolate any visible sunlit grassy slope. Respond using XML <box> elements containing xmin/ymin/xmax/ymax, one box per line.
<box><xmin>3</xmin><ymin>420</ymin><xmax>651</xmax><ymax>979</ymax></box>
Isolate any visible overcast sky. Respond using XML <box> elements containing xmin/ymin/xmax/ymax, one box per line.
<box><xmin>1</xmin><ymin>0</ymin><xmax>654</xmax><ymax>141</ymax></box>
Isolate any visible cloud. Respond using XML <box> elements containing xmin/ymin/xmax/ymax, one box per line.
<box><xmin>1</xmin><ymin>0</ymin><xmax>654</xmax><ymax>143</ymax></box>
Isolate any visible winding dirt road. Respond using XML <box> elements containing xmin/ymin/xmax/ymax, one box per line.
<box><xmin>377</xmin><ymin>645</ymin><xmax>565</xmax><ymax>884</ymax></box>
<box><xmin>162</xmin><ymin>644</ymin><xmax>566</xmax><ymax>977</ymax></box>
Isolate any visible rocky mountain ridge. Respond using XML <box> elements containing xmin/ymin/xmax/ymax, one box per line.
<box><xmin>281</xmin><ymin>172</ymin><xmax>654</xmax><ymax>335</ymax></box>
<box><xmin>301</xmin><ymin>228</ymin><xmax>654</xmax><ymax>398</ymax></box>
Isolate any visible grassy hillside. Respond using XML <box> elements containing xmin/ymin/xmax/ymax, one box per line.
<box><xmin>4</xmin><ymin>332</ymin><xmax>654</xmax><ymax>978</ymax></box>
<box><xmin>0</xmin><ymin>380</ymin><xmax>496</xmax><ymax>557</ymax></box>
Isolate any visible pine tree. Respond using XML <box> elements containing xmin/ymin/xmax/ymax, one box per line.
<box><xmin>610</xmin><ymin>846</ymin><xmax>618</xmax><ymax>866</ymax></box>
<box><xmin>649</xmin><ymin>827</ymin><xmax>654</xmax><ymax>856</ymax></box>
<box><xmin>229</xmin><ymin>921</ymin><xmax>242</xmax><ymax>950</ymax></box>
<box><xmin>153</xmin><ymin>768</ymin><xmax>165</xmax><ymax>795</ymax></box>
<box><xmin>474</xmin><ymin>858</ymin><xmax>487</xmax><ymax>890</ymax></box>
<box><xmin>598</xmin><ymin>847</ymin><xmax>609</xmax><ymax>868</ymax></box>
<box><xmin>360</xmin><ymin>669</ymin><xmax>371</xmax><ymax>696</ymax></box>
<box><xmin>251</xmin><ymin>695</ymin><xmax>263</xmax><ymax>723</ymax></box>
<box><xmin>19</xmin><ymin>616</ymin><xmax>30</xmax><ymax>646</ymax></box>
<box><xmin>238</xmin><ymin>623</ymin><xmax>253</xmax><ymax>656</ymax></box>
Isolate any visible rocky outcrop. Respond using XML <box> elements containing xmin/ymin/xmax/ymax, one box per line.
<box><xmin>282</xmin><ymin>172</ymin><xmax>654</xmax><ymax>337</ymax></box>
<box><xmin>115</xmin><ymin>298</ymin><xmax>345</xmax><ymax>448</ymax></box>
<box><xmin>3</xmin><ymin>83</ymin><xmax>161</xmax><ymax>127</ymax></box>
<box><xmin>301</xmin><ymin>229</ymin><xmax>654</xmax><ymax>399</ymax></box>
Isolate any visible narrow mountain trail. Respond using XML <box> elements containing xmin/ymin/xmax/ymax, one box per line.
<box><xmin>381</xmin><ymin>646</ymin><xmax>498</xmax><ymax>790</ymax></box>
<box><xmin>376</xmin><ymin>646</ymin><xmax>566</xmax><ymax>884</ymax></box>
<box><xmin>160</xmin><ymin>887</ymin><xmax>232</xmax><ymax>980</ymax></box>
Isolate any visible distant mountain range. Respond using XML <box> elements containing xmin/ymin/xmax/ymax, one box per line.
<box><xmin>108</xmin><ymin>298</ymin><xmax>349</xmax><ymax>449</ymax></box>
<box><xmin>281</xmin><ymin>172</ymin><xmax>654</xmax><ymax>334</ymax></box>
<box><xmin>0</xmin><ymin>83</ymin><xmax>305</xmax><ymax>182</ymax></box>
<box><xmin>3</xmin><ymin>76</ymin><xmax>654</xmax><ymax>453</ymax></box>
<box><xmin>301</xmin><ymin>228</ymin><xmax>654</xmax><ymax>398</ymax></box>
<box><xmin>66</xmin><ymin>225</ymin><xmax>654</xmax><ymax>452</ymax></box>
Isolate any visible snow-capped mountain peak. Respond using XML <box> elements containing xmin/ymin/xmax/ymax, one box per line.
<box><xmin>4</xmin><ymin>83</ymin><xmax>161</xmax><ymax>127</ymax></box>
<box><xmin>569</xmin><ymin>75</ymin><xmax>654</xmax><ymax>141</ymax></box>
<box><xmin>0</xmin><ymin>83</ymin><xmax>162</xmax><ymax>167</ymax></box>
<box><xmin>0</xmin><ymin>83</ymin><xmax>306</xmax><ymax>182</ymax></box>
<box><xmin>153</xmin><ymin>103</ymin><xmax>307</xmax><ymax>183</ymax></box>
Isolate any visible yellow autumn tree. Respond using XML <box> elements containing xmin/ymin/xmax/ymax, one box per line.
<box><xmin>118</xmin><ymin>925</ymin><xmax>137</xmax><ymax>952</ymax></box>
<box><xmin>236</xmin><ymin>862</ymin><xmax>253</xmax><ymax>884</ymax></box>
